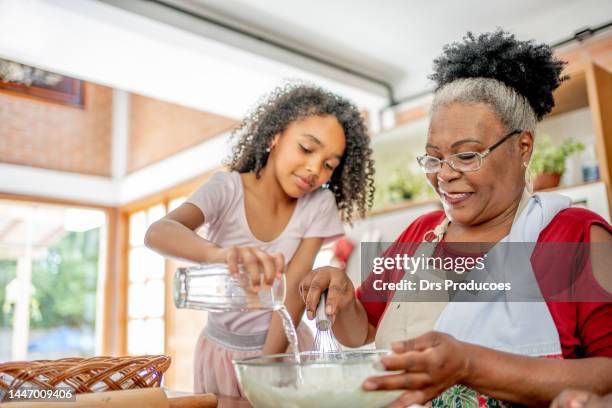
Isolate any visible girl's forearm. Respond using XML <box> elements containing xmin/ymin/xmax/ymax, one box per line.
<box><xmin>144</xmin><ymin>219</ymin><xmax>223</xmax><ymax>263</ymax></box>
<box><xmin>332</xmin><ymin>298</ymin><xmax>371</xmax><ymax>348</ymax></box>
<box><xmin>463</xmin><ymin>342</ymin><xmax>612</xmax><ymax>406</ymax></box>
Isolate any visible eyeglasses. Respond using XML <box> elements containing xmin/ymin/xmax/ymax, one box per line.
<box><xmin>416</xmin><ymin>129</ymin><xmax>522</xmax><ymax>174</ymax></box>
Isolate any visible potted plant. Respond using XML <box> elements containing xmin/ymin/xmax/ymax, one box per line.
<box><xmin>529</xmin><ymin>136</ymin><xmax>584</xmax><ymax>190</ymax></box>
<box><xmin>375</xmin><ymin>166</ymin><xmax>431</xmax><ymax>207</ymax></box>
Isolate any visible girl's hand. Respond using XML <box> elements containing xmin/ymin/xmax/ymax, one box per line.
<box><xmin>299</xmin><ymin>266</ymin><xmax>355</xmax><ymax>321</ymax></box>
<box><xmin>551</xmin><ymin>389</ymin><xmax>609</xmax><ymax>408</ymax></box>
<box><xmin>220</xmin><ymin>246</ymin><xmax>285</xmax><ymax>290</ymax></box>
<box><xmin>362</xmin><ymin>331</ymin><xmax>471</xmax><ymax>408</ymax></box>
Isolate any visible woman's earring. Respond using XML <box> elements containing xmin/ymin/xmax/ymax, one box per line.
<box><xmin>322</xmin><ymin>182</ymin><xmax>330</xmax><ymax>189</ymax></box>
<box><xmin>265</xmin><ymin>147</ymin><xmax>271</xmax><ymax>153</ymax></box>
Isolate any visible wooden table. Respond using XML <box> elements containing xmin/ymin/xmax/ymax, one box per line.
<box><xmin>217</xmin><ymin>396</ymin><xmax>252</xmax><ymax>408</ymax></box>
<box><xmin>165</xmin><ymin>389</ymin><xmax>251</xmax><ymax>408</ymax></box>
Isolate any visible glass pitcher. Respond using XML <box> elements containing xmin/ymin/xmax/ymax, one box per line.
<box><xmin>174</xmin><ymin>263</ymin><xmax>286</xmax><ymax>312</ymax></box>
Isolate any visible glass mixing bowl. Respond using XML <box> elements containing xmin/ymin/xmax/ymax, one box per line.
<box><xmin>233</xmin><ymin>350</ymin><xmax>403</xmax><ymax>408</ymax></box>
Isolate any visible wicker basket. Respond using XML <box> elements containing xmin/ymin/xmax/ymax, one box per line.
<box><xmin>0</xmin><ymin>355</ymin><xmax>171</xmax><ymax>397</ymax></box>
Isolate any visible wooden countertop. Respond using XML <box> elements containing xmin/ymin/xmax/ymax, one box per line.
<box><xmin>165</xmin><ymin>389</ymin><xmax>251</xmax><ymax>408</ymax></box>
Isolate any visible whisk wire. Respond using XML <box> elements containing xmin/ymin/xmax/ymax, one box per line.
<box><xmin>310</xmin><ymin>290</ymin><xmax>344</xmax><ymax>360</ymax></box>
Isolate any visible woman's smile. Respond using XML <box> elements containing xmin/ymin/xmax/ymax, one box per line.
<box><xmin>439</xmin><ymin>188</ymin><xmax>474</xmax><ymax>206</ymax></box>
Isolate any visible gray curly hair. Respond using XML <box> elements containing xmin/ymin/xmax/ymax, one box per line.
<box><xmin>431</xmin><ymin>78</ymin><xmax>538</xmax><ymax>133</ymax></box>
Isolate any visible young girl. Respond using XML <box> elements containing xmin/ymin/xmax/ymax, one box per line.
<box><xmin>144</xmin><ymin>83</ymin><xmax>375</xmax><ymax>396</ymax></box>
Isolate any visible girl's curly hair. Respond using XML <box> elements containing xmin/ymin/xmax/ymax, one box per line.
<box><xmin>430</xmin><ymin>30</ymin><xmax>567</xmax><ymax>120</ymax></box>
<box><xmin>226</xmin><ymin>83</ymin><xmax>375</xmax><ymax>223</ymax></box>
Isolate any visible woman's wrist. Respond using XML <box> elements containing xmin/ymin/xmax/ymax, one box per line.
<box><xmin>335</xmin><ymin>294</ymin><xmax>359</xmax><ymax>321</ymax></box>
<box><xmin>334</xmin><ymin>296</ymin><xmax>368</xmax><ymax>347</ymax></box>
<box><xmin>460</xmin><ymin>341</ymin><xmax>478</xmax><ymax>387</ymax></box>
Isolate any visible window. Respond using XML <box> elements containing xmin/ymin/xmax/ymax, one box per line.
<box><xmin>127</xmin><ymin>205</ymin><xmax>166</xmax><ymax>355</ymax></box>
<box><xmin>0</xmin><ymin>200</ymin><xmax>106</xmax><ymax>361</ymax></box>
<box><xmin>126</xmin><ymin>196</ymin><xmax>189</xmax><ymax>356</ymax></box>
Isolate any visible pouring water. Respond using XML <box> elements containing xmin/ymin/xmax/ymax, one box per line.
<box><xmin>174</xmin><ymin>265</ymin><xmax>345</xmax><ymax>388</ymax></box>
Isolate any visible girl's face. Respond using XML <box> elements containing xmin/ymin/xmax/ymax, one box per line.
<box><xmin>426</xmin><ymin>102</ymin><xmax>530</xmax><ymax>226</ymax></box>
<box><xmin>270</xmin><ymin>115</ymin><xmax>346</xmax><ymax>198</ymax></box>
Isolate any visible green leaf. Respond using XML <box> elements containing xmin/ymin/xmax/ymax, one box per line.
<box><xmin>529</xmin><ymin>135</ymin><xmax>584</xmax><ymax>176</ymax></box>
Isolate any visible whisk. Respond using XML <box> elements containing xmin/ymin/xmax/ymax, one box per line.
<box><xmin>311</xmin><ymin>290</ymin><xmax>344</xmax><ymax>359</ymax></box>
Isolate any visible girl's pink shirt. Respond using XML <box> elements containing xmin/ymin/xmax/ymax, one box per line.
<box><xmin>186</xmin><ymin>171</ymin><xmax>344</xmax><ymax>334</ymax></box>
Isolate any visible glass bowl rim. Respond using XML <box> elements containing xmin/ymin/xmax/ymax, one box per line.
<box><xmin>232</xmin><ymin>350</ymin><xmax>391</xmax><ymax>367</ymax></box>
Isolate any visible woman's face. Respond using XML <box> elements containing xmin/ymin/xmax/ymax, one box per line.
<box><xmin>425</xmin><ymin>102</ymin><xmax>530</xmax><ymax>226</ymax></box>
<box><xmin>270</xmin><ymin>115</ymin><xmax>346</xmax><ymax>198</ymax></box>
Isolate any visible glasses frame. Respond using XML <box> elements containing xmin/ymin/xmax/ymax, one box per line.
<box><xmin>416</xmin><ymin>129</ymin><xmax>523</xmax><ymax>174</ymax></box>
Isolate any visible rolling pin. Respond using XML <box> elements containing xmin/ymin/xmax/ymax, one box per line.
<box><xmin>0</xmin><ymin>388</ymin><xmax>218</xmax><ymax>408</ymax></box>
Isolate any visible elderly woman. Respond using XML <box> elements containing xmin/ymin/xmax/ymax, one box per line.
<box><xmin>300</xmin><ymin>31</ymin><xmax>612</xmax><ymax>407</ymax></box>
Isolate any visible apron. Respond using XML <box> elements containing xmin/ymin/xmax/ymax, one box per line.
<box><xmin>374</xmin><ymin>218</ymin><xmax>450</xmax><ymax>350</ymax></box>
<box><xmin>374</xmin><ymin>190</ymin><xmax>571</xmax><ymax>407</ymax></box>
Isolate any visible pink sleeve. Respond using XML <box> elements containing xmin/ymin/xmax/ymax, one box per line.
<box><xmin>303</xmin><ymin>189</ymin><xmax>344</xmax><ymax>243</ymax></box>
<box><xmin>185</xmin><ymin>172</ymin><xmax>234</xmax><ymax>225</ymax></box>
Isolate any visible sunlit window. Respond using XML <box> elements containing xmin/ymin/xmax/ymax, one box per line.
<box><xmin>127</xmin><ymin>204</ymin><xmax>167</xmax><ymax>355</ymax></box>
<box><xmin>125</xmin><ymin>197</ymin><xmax>188</xmax><ymax>356</ymax></box>
<box><xmin>0</xmin><ymin>200</ymin><xmax>106</xmax><ymax>361</ymax></box>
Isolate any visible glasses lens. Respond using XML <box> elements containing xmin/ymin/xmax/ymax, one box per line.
<box><xmin>450</xmin><ymin>152</ymin><xmax>481</xmax><ymax>172</ymax></box>
<box><xmin>418</xmin><ymin>156</ymin><xmax>440</xmax><ymax>173</ymax></box>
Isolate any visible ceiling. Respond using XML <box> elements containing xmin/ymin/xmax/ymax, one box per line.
<box><xmin>2</xmin><ymin>0</ymin><xmax>609</xmax><ymax>122</ymax></box>
<box><xmin>0</xmin><ymin>0</ymin><xmax>387</xmax><ymax>123</ymax></box>
<box><xmin>152</xmin><ymin>0</ymin><xmax>612</xmax><ymax>102</ymax></box>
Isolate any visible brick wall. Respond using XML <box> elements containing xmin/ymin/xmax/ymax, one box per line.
<box><xmin>127</xmin><ymin>94</ymin><xmax>237</xmax><ymax>173</ymax></box>
<box><xmin>0</xmin><ymin>83</ymin><xmax>113</xmax><ymax>176</ymax></box>
<box><xmin>0</xmin><ymin>85</ymin><xmax>237</xmax><ymax>177</ymax></box>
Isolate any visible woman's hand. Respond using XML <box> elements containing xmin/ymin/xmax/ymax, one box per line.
<box><xmin>299</xmin><ymin>266</ymin><xmax>356</xmax><ymax>321</ymax></box>
<box><xmin>363</xmin><ymin>331</ymin><xmax>471</xmax><ymax>408</ymax></box>
<box><xmin>217</xmin><ymin>246</ymin><xmax>285</xmax><ymax>290</ymax></box>
<box><xmin>551</xmin><ymin>389</ymin><xmax>611</xmax><ymax>408</ymax></box>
